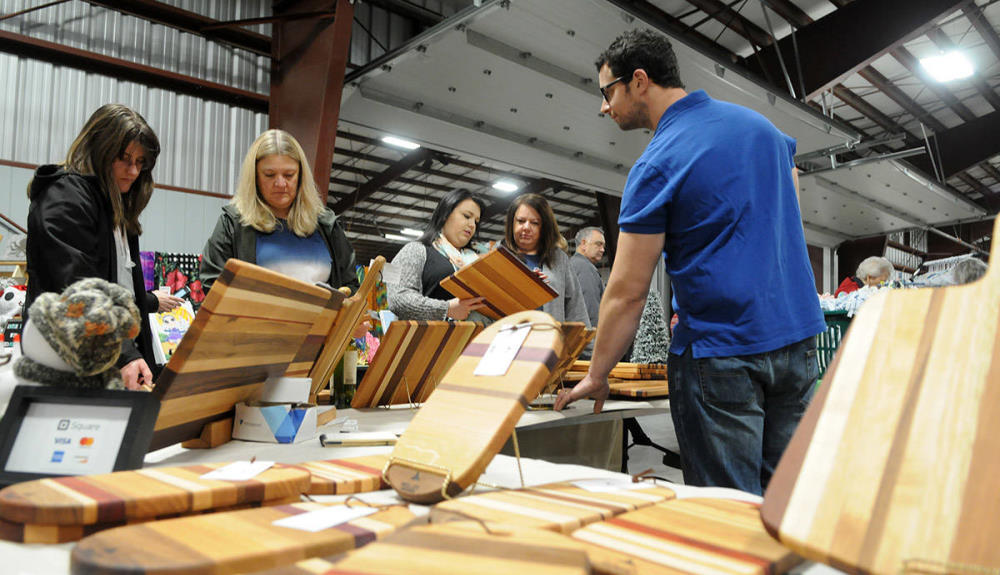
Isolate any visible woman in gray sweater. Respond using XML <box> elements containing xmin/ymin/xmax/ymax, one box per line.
<box><xmin>503</xmin><ymin>193</ymin><xmax>590</xmax><ymax>325</ymax></box>
<box><xmin>387</xmin><ymin>189</ymin><xmax>489</xmax><ymax>321</ymax></box>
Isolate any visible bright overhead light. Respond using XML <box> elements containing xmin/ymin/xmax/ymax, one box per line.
<box><xmin>400</xmin><ymin>228</ymin><xmax>422</xmax><ymax>237</ymax></box>
<box><xmin>492</xmin><ymin>179</ymin><xmax>520</xmax><ymax>193</ymax></box>
<box><xmin>381</xmin><ymin>135</ymin><xmax>421</xmax><ymax>150</ymax></box>
<box><xmin>920</xmin><ymin>51</ymin><xmax>974</xmax><ymax>82</ymax></box>
<box><xmin>384</xmin><ymin>233</ymin><xmax>410</xmax><ymax>242</ymax></box>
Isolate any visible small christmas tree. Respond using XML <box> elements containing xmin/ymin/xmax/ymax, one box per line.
<box><xmin>630</xmin><ymin>290</ymin><xmax>670</xmax><ymax>364</ymax></box>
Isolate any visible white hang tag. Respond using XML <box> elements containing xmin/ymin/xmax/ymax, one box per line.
<box><xmin>379</xmin><ymin>261</ymin><xmax>401</xmax><ymax>286</ymax></box>
<box><xmin>200</xmin><ymin>460</ymin><xmax>275</xmax><ymax>481</ymax></box>
<box><xmin>572</xmin><ymin>478</ymin><xmax>652</xmax><ymax>493</ymax></box>
<box><xmin>474</xmin><ymin>323</ymin><xmax>532</xmax><ymax>376</ymax></box>
<box><xmin>272</xmin><ymin>506</ymin><xmax>377</xmax><ymax>532</ymax></box>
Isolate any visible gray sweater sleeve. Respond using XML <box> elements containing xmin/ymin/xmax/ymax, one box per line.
<box><xmin>387</xmin><ymin>241</ymin><xmax>450</xmax><ymax>320</ymax></box>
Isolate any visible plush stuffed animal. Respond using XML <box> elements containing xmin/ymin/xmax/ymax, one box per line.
<box><xmin>0</xmin><ymin>284</ymin><xmax>26</xmax><ymax>328</ymax></box>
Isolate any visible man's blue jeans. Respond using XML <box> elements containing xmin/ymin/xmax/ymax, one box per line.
<box><xmin>666</xmin><ymin>337</ymin><xmax>818</xmax><ymax>495</ymax></box>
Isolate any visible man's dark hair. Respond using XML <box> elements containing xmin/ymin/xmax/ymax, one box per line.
<box><xmin>595</xmin><ymin>29</ymin><xmax>684</xmax><ymax>90</ymax></box>
<box><xmin>419</xmin><ymin>188</ymin><xmax>486</xmax><ymax>246</ymax></box>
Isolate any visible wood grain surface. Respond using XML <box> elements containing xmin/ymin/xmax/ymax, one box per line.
<box><xmin>608</xmin><ymin>381</ymin><xmax>669</xmax><ymax>399</ymax></box>
<box><xmin>575</xmin><ymin>499</ymin><xmax>803</xmax><ymax>575</ymax></box>
<box><xmin>351</xmin><ymin>321</ymin><xmax>482</xmax><ymax>408</ymax></box>
<box><xmin>253</xmin><ymin>521</ymin><xmax>591</xmax><ymax>575</ymax></box>
<box><xmin>439</xmin><ymin>245</ymin><xmax>558</xmax><ymax>320</ymax></box>
<box><xmin>151</xmin><ymin>260</ymin><xmax>340</xmax><ymax>450</ymax></box>
<box><xmin>541</xmin><ymin>323</ymin><xmax>596</xmax><ymax>395</ymax></box>
<box><xmin>760</xmin><ymin>218</ymin><xmax>1000</xmax><ymax>575</ymax></box>
<box><xmin>295</xmin><ymin>455</ymin><xmax>389</xmax><ymax>496</ymax></box>
<box><xmin>70</xmin><ymin>503</ymin><xmax>417</xmax><ymax>575</ymax></box>
<box><xmin>384</xmin><ymin>311</ymin><xmax>562</xmax><ymax>503</ymax></box>
<box><xmin>570</xmin><ymin>361</ymin><xmax>668</xmax><ymax>380</ymax></box>
<box><xmin>430</xmin><ymin>481</ymin><xmax>677</xmax><ymax>533</ymax></box>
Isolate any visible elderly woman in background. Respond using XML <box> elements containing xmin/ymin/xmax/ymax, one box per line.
<box><xmin>835</xmin><ymin>256</ymin><xmax>894</xmax><ymax>296</ymax></box>
<box><xmin>388</xmin><ymin>189</ymin><xmax>487</xmax><ymax>320</ymax></box>
<box><xmin>25</xmin><ymin>103</ymin><xmax>181</xmax><ymax>390</ymax></box>
<box><xmin>201</xmin><ymin>129</ymin><xmax>359</xmax><ymax>294</ymax></box>
<box><xmin>503</xmin><ymin>193</ymin><xmax>590</xmax><ymax>325</ymax></box>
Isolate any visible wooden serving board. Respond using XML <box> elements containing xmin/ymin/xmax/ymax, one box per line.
<box><xmin>384</xmin><ymin>310</ymin><xmax>562</xmax><ymax>503</ymax></box>
<box><xmin>254</xmin><ymin>521</ymin><xmax>590</xmax><ymax>575</ymax></box>
<box><xmin>0</xmin><ymin>462</ymin><xmax>309</xmax><ymax>543</ymax></box>
<box><xmin>570</xmin><ymin>361</ymin><xmax>667</xmax><ymax>380</ymax></box>
<box><xmin>541</xmin><ymin>323</ymin><xmax>596</xmax><ymax>395</ymax></box>
<box><xmin>309</xmin><ymin>257</ymin><xmax>386</xmax><ymax>399</ymax></box>
<box><xmin>430</xmin><ymin>480</ymin><xmax>677</xmax><ymax>534</ymax></box>
<box><xmin>760</xmin><ymin>220</ymin><xmax>1000</xmax><ymax>575</ymax></box>
<box><xmin>152</xmin><ymin>260</ymin><xmax>343</xmax><ymax>450</ymax></box>
<box><xmin>296</xmin><ymin>455</ymin><xmax>389</xmax><ymax>496</ymax></box>
<box><xmin>574</xmin><ymin>499</ymin><xmax>803</xmax><ymax>575</ymax></box>
<box><xmin>70</xmin><ymin>503</ymin><xmax>417</xmax><ymax>575</ymax></box>
<box><xmin>440</xmin><ymin>245</ymin><xmax>558</xmax><ymax>320</ymax></box>
<box><xmin>351</xmin><ymin>321</ymin><xmax>482</xmax><ymax>408</ymax></box>
<box><xmin>609</xmin><ymin>381</ymin><xmax>669</xmax><ymax>399</ymax></box>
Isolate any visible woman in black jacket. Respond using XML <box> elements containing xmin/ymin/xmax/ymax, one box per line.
<box><xmin>26</xmin><ymin>104</ymin><xmax>179</xmax><ymax>390</ymax></box>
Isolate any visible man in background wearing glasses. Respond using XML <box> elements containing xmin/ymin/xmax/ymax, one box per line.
<box><xmin>555</xmin><ymin>29</ymin><xmax>824</xmax><ymax>497</ymax></box>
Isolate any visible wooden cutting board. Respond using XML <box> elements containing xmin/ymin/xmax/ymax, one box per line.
<box><xmin>574</xmin><ymin>498</ymin><xmax>803</xmax><ymax>575</ymax></box>
<box><xmin>430</xmin><ymin>480</ymin><xmax>677</xmax><ymax>533</ymax></box>
<box><xmin>0</xmin><ymin>462</ymin><xmax>308</xmax><ymax>544</ymax></box>
<box><xmin>254</xmin><ymin>521</ymin><xmax>591</xmax><ymax>575</ymax></box>
<box><xmin>152</xmin><ymin>260</ymin><xmax>343</xmax><ymax>450</ymax></box>
<box><xmin>570</xmin><ymin>361</ymin><xmax>667</xmax><ymax>380</ymax></box>
<box><xmin>296</xmin><ymin>455</ymin><xmax>389</xmax><ymax>496</ymax></box>
<box><xmin>309</xmin><ymin>257</ymin><xmax>386</xmax><ymax>399</ymax></box>
<box><xmin>541</xmin><ymin>323</ymin><xmax>596</xmax><ymax>395</ymax></box>
<box><xmin>609</xmin><ymin>381</ymin><xmax>669</xmax><ymax>399</ymax></box>
<box><xmin>760</xmin><ymin>218</ymin><xmax>1000</xmax><ymax>575</ymax></box>
<box><xmin>351</xmin><ymin>321</ymin><xmax>482</xmax><ymax>407</ymax></box>
<box><xmin>70</xmin><ymin>503</ymin><xmax>417</xmax><ymax>575</ymax></box>
<box><xmin>440</xmin><ymin>245</ymin><xmax>558</xmax><ymax>320</ymax></box>
<box><xmin>384</xmin><ymin>310</ymin><xmax>562</xmax><ymax>503</ymax></box>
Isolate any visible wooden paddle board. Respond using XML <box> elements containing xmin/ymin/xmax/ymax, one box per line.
<box><xmin>0</xmin><ymin>462</ymin><xmax>309</xmax><ymax>543</ymax></box>
<box><xmin>296</xmin><ymin>455</ymin><xmax>389</xmax><ymax>496</ymax></box>
<box><xmin>70</xmin><ymin>503</ymin><xmax>417</xmax><ymax>574</ymax></box>
<box><xmin>574</xmin><ymin>498</ymin><xmax>803</xmax><ymax>575</ymax></box>
<box><xmin>384</xmin><ymin>310</ymin><xmax>562</xmax><ymax>503</ymax></box>
<box><xmin>440</xmin><ymin>245</ymin><xmax>558</xmax><ymax>320</ymax></box>
<box><xmin>760</xmin><ymin>218</ymin><xmax>1000</xmax><ymax>575</ymax></box>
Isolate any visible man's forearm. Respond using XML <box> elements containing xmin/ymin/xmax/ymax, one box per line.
<box><xmin>590</xmin><ymin>286</ymin><xmax>648</xmax><ymax>378</ymax></box>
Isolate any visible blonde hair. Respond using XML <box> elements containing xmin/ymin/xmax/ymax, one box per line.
<box><xmin>47</xmin><ymin>104</ymin><xmax>160</xmax><ymax>235</ymax></box>
<box><xmin>232</xmin><ymin>129</ymin><xmax>323</xmax><ymax>236</ymax></box>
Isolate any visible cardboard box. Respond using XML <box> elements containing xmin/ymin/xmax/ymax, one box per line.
<box><xmin>233</xmin><ymin>402</ymin><xmax>316</xmax><ymax>444</ymax></box>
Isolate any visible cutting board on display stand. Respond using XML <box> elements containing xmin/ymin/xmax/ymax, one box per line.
<box><xmin>383</xmin><ymin>310</ymin><xmax>563</xmax><ymax>503</ymax></box>
<box><xmin>70</xmin><ymin>502</ymin><xmax>417</xmax><ymax>575</ymax></box>
<box><xmin>574</xmin><ymin>498</ymin><xmax>803</xmax><ymax>575</ymax></box>
<box><xmin>350</xmin><ymin>320</ymin><xmax>482</xmax><ymax>407</ymax></box>
<box><xmin>539</xmin><ymin>323</ymin><xmax>595</xmax><ymax>396</ymax></box>
<box><xmin>760</xmin><ymin>216</ymin><xmax>1000</xmax><ymax>575</ymax></box>
<box><xmin>151</xmin><ymin>259</ymin><xmax>344</xmax><ymax>451</ymax></box>
<box><xmin>439</xmin><ymin>245</ymin><xmax>557</xmax><ymax>320</ymax></box>
<box><xmin>0</xmin><ymin>462</ymin><xmax>309</xmax><ymax>543</ymax></box>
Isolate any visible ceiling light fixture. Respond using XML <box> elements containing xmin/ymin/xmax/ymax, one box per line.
<box><xmin>381</xmin><ymin>135</ymin><xmax>421</xmax><ymax>150</ymax></box>
<box><xmin>492</xmin><ymin>179</ymin><xmax>520</xmax><ymax>193</ymax></box>
<box><xmin>383</xmin><ymin>233</ymin><xmax>410</xmax><ymax>242</ymax></box>
<box><xmin>400</xmin><ymin>228</ymin><xmax>422</xmax><ymax>237</ymax></box>
<box><xmin>920</xmin><ymin>51</ymin><xmax>974</xmax><ymax>82</ymax></box>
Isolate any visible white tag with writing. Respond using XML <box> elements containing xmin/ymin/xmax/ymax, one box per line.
<box><xmin>474</xmin><ymin>323</ymin><xmax>532</xmax><ymax>376</ymax></box>
<box><xmin>571</xmin><ymin>478</ymin><xmax>651</xmax><ymax>493</ymax></box>
<box><xmin>200</xmin><ymin>460</ymin><xmax>275</xmax><ymax>481</ymax></box>
<box><xmin>272</xmin><ymin>506</ymin><xmax>377</xmax><ymax>532</ymax></box>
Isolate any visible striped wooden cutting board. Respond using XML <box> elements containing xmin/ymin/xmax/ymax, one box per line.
<box><xmin>0</xmin><ymin>462</ymin><xmax>309</xmax><ymax>543</ymax></box>
<box><xmin>384</xmin><ymin>310</ymin><xmax>563</xmax><ymax>503</ymax></box>
<box><xmin>351</xmin><ymin>321</ymin><xmax>482</xmax><ymax>408</ymax></box>
<box><xmin>70</xmin><ymin>503</ymin><xmax>417</xmax><ymax>575</ymax></box>
<box><xmin>309</xmin><ymin>257</ymin><xmax>386</xmax><ymax>399</ymax></box>
<box><xmin>541</xmin><ymin>323</ymin><xmax>596</xmax><ymax>395</ymax></box>
<box><xmin>152</xmin><ymin>260</ymin><xmax>343</xmax><ymax>450</ymax></box>
<box><xmin>296</xmin><ymin>455</ymin><xmax>389</xmax><ymax>496</ymax></box>
<box><xmin>574</xmin><ymin>498</ymin><xmax>803</xmax><ymax>574</ymax></box>
<box><xmin>252</xmin><ymin>521</ymin><xmax>590</xmax><ymax>575</ymax></box>
<box><xmin>760</xmin><ymin>221</ymin><xmax>1000</xmax><ymax>575</ymax></box>
<box><xmin>430</xmin><ymin>481</ymin><xmax>677</xmax><ymax>533</ymax></box>
<box><xmin>609</xmin><ymin>381</ymin><xmax>668</xmax><ymax>399</ymax></box>
<box><xmin>439</xmin><ymin>245</ymin><xmax>558</xmax><ymax>320</ymax></box>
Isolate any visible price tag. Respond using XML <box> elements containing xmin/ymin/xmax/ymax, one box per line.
<box><xmin>474</xmin><ymin>323</ymin><xmax>531</xmax><ymax>376</ymax></box>
<box><xmin>200</xmin><ymin>460</ymin><xmax>274</xmax><ymax>481</ymax></box>
<box><xmin>571</xmin><ymin>478</ymin><xmax>652</xmax><ymax>493</ymax></box>
<box><xmin>272</xmin><ymin>506</ymin><xmax>377</xmax><ymax>532</ymax></box>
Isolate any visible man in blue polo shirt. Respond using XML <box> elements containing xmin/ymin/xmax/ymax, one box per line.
<box><xmin>555</xmin><ymin>29</ymin><xmax>824</xmax><ymax>495</ymax></box>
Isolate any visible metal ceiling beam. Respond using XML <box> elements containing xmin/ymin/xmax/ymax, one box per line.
<box><xmin>363</xmin><ymin>0</ymin><xmax>445</xmax><ymax>28</ymax></box>
<box><xmin>333</xmin><ymin>162</ymin><xmax>457</xmax><ymax>193</ymax></box>
<box><xmin>907</xmin><ymin>110</ymin><xmax>1000</xmax><ymax>180</ymax></box>
<box><xmin>603</xmin><ymin>0</ymin><xmax>739</xmax><ymax>64</ymax></box>
<box><xmin>891</xmin><ymin>46</ymin><xmax>977</xmax><ymax>123</ymax></box>
<box><xmin>926</xmin><ymin>27</ymin><xmax>1000</xmax><ymax>111</ymax></box>
<box><xmin>744</xmin><ymin>0</ymin><xmax>972</xmax><ymax>100</ymax></box>
<box><xmin>831</xmin><ymin>84</ymin><xmax>902</xmax><ymax>135</ymax></box>
<box><xmin>329</xmin><ymin>147</ymin><xmax>435</xmax><ymax>215</ymax></box>
<box><xmin>0</xmin><ymin>30</ymin><xmax>269</xmax><ymax>112</ymax></box>
<box><xmin>682</xmin><ymin>0</ymin><xmax>774</xmax><ymax>48</ymax></box>
<box><xmin>964</xmin><ymin>3</ymin><xmax>1000</xmax><ymax>66</ymax></box>
<box><xmin>83</xmin><ymin>0</ymin><xmax>271</xmax><ymax>57</ymax></box>
<box><xmin>481</xmin><ymin>179</ymin><xmax>557</xmax><ymax>222</ymax></box>
<box><xmin>857</xmin><ymin>66</ymin><xmax>947</xmax><ymax>132</ymax></box>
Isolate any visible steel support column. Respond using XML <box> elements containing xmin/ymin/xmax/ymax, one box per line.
<box><xmin>596</xmin><ymin>193</ymin><xmax>622</xmax><ymax>265</ymax></box>
<box><xmin>269</xmin><ymin>0</ymin><xmax>354</xmax><ymax>203</ymax></box>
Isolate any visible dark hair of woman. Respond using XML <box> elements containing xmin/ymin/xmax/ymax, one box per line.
<box><xmin>419</xmin><ymin>188</ymin><xmax>487</xmax><ymax>246</ymax></box>
<box><xmin>503</xmin><ymin>192</ymin><xmax>563</xmax><ymax>269</ymax></box>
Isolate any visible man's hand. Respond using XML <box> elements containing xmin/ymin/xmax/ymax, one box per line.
<box><xmin>120</xmin><ymin>358</ymin><xmax>153</xmax><ymax>391</ymax></box>
<box><xmin>447</xmin><ymin>297</ymin><xmax>485</xmax><ymax>320</ymax></box>
<box><xmin>554</xmin><ymin>372</ymin><xmax>610</xmax><ymax>413</ymax></box>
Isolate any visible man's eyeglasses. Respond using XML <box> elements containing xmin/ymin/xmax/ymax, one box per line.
<box><xmin>600</xmin><ymin>76</ymin><xmax>627</xmax><ymax>103</ymax></box>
